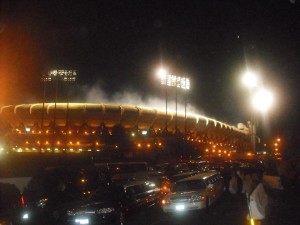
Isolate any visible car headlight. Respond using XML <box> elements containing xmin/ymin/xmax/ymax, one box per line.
<box><xmin>36</xmin><ymin>198</ymin><xmax>48</xmax><ymax>208</ymax></box>
<box><xmin>96</xmin><ymin>207</ymin><xmax>115</xmax><ymax>214</ymax></box>
<box><xmin>190</xmin><ymin>195</ymin><xmax>205</xmax><ymax>202</ymax></box>
<box><xmin>75</xmin><ymin>218</ymin><xmax>89</xmax><ymax>224</ymax></box>
<box><xmin>22</xmin><ymin>212</ymin><xmax>30</xmax><ymax>220</ymax></box>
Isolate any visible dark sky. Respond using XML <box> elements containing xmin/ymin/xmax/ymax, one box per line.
<box><xmin>1</xmin><ymin>0</ymin><xmax>300</xmax><ymax>148</ymax></box>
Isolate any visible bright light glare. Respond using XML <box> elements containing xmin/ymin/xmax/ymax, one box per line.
<box><xmin>157</xmin><ymin>68</ymin><xmax>167</xmax><ymax>79</ymax></box>
<box><xmin>75</xmin><ymin>218</ymin><xmax>89</xmax><ymax>224</ymax></box>
<box><xmin>175</xmin><ymin>204</ymin><xmax>185</xmax><ymax>211</ymax></box>
<box><xmin>252</xmin><ymin>88</ymin><xmax>274</xmax><ymax>112</ymax></box>
<box><xmin>22</xmin><ymin>213</ymin><xmax>29</xmax><ymax>220</ymax></box>
<box><xmin>242</xmin><ymin>71</ymin><xmax>258</xmax><ymax>88</ymax></box>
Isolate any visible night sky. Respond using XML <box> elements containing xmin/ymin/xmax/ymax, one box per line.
<box><xmin>1</xmin><ymin>0</ymin><xmax>300</xmax><ymax>151</ymax></box>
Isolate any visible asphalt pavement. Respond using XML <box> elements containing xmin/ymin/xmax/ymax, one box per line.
<box><xmin>128</xmin><ymin>188</ymin><xmax>300</xmax><ymax>225</ymax></box>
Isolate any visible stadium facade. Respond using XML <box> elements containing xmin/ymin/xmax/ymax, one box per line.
<box><xmin>0</xmin><ymin>103</ymin><xmax>251</xmax><ymax>159</ymax></box>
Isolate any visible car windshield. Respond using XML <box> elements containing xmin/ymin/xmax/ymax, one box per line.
<box><xmin>89</xmin><ymin>188</ymin><xmax>117</xmax><ymax>202</ymax></box>
<box><xmin>172</xmin><ymin>179</ymin><xmax>206</xmax><ymax>192</ymax></box>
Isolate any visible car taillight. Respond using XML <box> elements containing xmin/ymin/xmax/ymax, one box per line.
<box><xmin>21</xmin><ymin>195</ymin><xmax>25</xmax><ymax>208</ymax></box>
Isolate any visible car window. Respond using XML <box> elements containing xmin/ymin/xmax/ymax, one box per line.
<box><xmin>89</xmin><ymin>188</ymin><xmax>117</xmax><ymax>202</ymax></box>
<box><xmin>172</xmin><ymin>179</ymin><xmax>206</xmax><ymax>192</ymax></box>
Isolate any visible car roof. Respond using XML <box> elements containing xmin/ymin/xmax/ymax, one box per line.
<box><xmin>177</xmin><ymin>171</ymin><xmax>219</xmax><ymax>182</ymax></box>
<box><xmin>113</xmin><ymin>180</ymin><xmax>151</xmax><ymax>188</ymax></box>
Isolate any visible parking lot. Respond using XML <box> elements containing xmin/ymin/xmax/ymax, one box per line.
<box><xmin>127</xmin><ymin>189</ymin><xmax>300</xmax><ymax>225</ymax></box>
<box><xmin>1</xmin><ymin>155</ymin><xmax>299</xmax><ymax>225</ymax></box>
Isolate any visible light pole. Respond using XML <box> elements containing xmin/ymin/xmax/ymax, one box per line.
<box><xmin>252</xmin><ymin>87</ymin><xmax>274</xmax><ymax>152</ymax></box>
<box><xmin>242</xmin><ymin>70</ymin><xmax>274</xmax><ymax>153</ymax></box>
<box><xmin>182</xmin><ymin>77</ymin><xmax>190</xmax><ymax>138</ymax></box>
<box><xmin>157</xmin><ymin>68</ymin><xmax>168</xmax><ymax>131</ymax></box>
<box><xmin>242</xmin><ymin>70</ymin><xmax>259</xmax><ymax>152</ymax></box>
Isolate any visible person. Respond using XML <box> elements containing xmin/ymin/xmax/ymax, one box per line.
<box><xmin>246</xmin><ymin>172</ymin><xmax>269</xmax><ymax>225</ymax></box>
<box><xmin>228</xmin><ymin>170</ymin><xmax>238</xmax><ymax>194</ymax></box>
<box><xmin>242</xmin><ymin>172</ymin><xmax>253</xmax><ymax>194</ymax></box>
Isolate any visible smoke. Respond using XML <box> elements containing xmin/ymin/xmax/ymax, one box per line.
<box><xmin>80</xmin><ymin>82</ymin><xmax>204</xmax><ymax>117</ymax></box>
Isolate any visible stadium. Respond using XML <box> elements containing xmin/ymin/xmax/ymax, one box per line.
<box><xmin>0</xmin><ymin>103</ymin><xmax>251</xmax><ymax>159</ymax></box>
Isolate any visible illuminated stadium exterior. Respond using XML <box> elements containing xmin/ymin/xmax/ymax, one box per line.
<box><xmin>0</xmin><ymin>103</ymin><xmax>251</xmax><ymax>158</ymax></box>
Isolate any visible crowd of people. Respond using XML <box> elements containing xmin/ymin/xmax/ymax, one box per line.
<box><xmin>223</xmin><ymin>157</ymin><xmax>300</xmax><ymax>225</ymax></box>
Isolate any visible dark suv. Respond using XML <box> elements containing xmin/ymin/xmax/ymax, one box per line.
<box><xmin>14</xmin><ymin>165</ymin><xmax>104</xmax><ymax>225</ymax></box>
<box><xmin>61</xmin><ymin>180</ymin><xmax>161</xmax><ymax>225</ymax></box>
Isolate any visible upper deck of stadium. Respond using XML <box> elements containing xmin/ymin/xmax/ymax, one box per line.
<box><xmin>0</xmin><ymin>103</ymin><xmax>251</xmax><ymax>154</ymax></box>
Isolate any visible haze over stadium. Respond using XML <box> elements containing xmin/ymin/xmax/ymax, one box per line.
<box><xmin>0</xmin><ymin>0</ymin><xmax>299</xmax><ymax>156</ymax></box>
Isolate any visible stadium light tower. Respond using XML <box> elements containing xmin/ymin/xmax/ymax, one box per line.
<box><xmin>41</xmin><ymin>70</ymin><xmax>77</xmax><ymax>152</ymax></box>
<box><xmin>157</xmin><ymin>68</ymin><xmax>168</xmax><ymax>131</ymax></box>
<box><xmin>157</xmin><ymin>68</ymin><xmax>190</xmax><ymax>133</ymax></box>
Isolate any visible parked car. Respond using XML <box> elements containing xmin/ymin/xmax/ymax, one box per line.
<box><xmin>94</xmin><ymin>162</ymin><xmax>149</xmax><ymax>182</ymax></box>
<box><xmin>13</xmin><ymin>165</ymin><xmax>102</xmax><ymax>225</ymax></box>
<box><xmin>61</xmin><ymin>180</ymin><xmax>161</xmax><ymax>225</ymax></box>
<box><xmin>163</xmin><ymin>163</ymin><xmax>190</xmax><ymax>178</ymax></box>
<box><xmin>187</xmin><ymin>161</ymin><xmax>210</xmax><ymax>173</ymax></box>
<box><xmin>161</xmin><ymin>171</ymin><xmax>225</xmax><ymax>213</ymax></box>
<box><xmin>169</xmin><ymin>171</ymin><xmax>200</xmax><ymax>183</ymax></box>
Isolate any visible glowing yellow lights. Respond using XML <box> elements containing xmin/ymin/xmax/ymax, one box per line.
<box><xmin>115</xmin><ymin>145</ymin><xmax>118</xmax><ymax>149</ymax></box>
<box><xmin>57</xmin><ymin>141</ymin><xmax>60</xmax><ymax>145</ymax></box>
<box><xmin>158</xmin><ymin>142</ymin><xmax>162</xmax><ymax>146</ymax></box>
<box><xmin>277</xmin><ymin>138</ymin><xmax>281</xmax><ymax>142</ymax></box>
<box><xmin>137</xmin><ymin>143</ymin><xmax>141</xmax><ymax>148</ymax></box>
<box><xmin>205</xmin><ymin>149</ymin><xmax>209</xmax><ymax>152</ymax></box>
<box><xmin>161</xmin><ymin>199</ymin><xmax>167</xmax><ymax>205</ymax></box>
<box><xmin>147</xmin><ymin>144</ymin><xmax>151</xmax><ymax>148</ymax></box>
<box><xmin>83</xmin><ymin>191</ymin><xmax>91</xmax><ymax>195</ymax></box>
<box><xmin>131</xmin><ymin>133</ymin><xmax>136</xmax><ymax>137</ymax></box>
<box><xmin>96</xmin><ymin>142</ymin><xmax>100</xmax><ymax>145</ymax></box>
<box><xmin>212</xmin><ymin>150</ymin><xmax>215</xmax><ymax>153</ymax></box>
<box><xmin>77</xmin><ymin>141</ymin><xmax>80</xmax><ymax>145</ymax></box>
<box><xmin>68</xmin><ymin>131</ymin><xmax>72</xmax><ymax>134</ymax></box>
<box><xmin>45</xmin><ymin>141</ymin><xmax>49</xmax><ymax>145</ymax></box>
<box><xmin>25</xmin><ymin>141</ymin><xmax>29</xmax><ymax>144</ymax></box>
<box><xmin>218</xmin><ymin>150</ymin><xmax>221</xmax><ymax>153</ymax></box>
<box><xmin>69</xmin><ymin>141</ymin><xmax>73</xmax><ymax>145</ymax></box>
<box><xmin>46</xmin><ymin>130</ymin><xmax>49</xmax><ymax>134</ymax></box>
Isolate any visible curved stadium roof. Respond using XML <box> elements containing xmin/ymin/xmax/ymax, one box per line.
<box><xmin>0</xmin><ymin>103</ymin><xmax>248</xmax><ymax>139</ymax></box>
